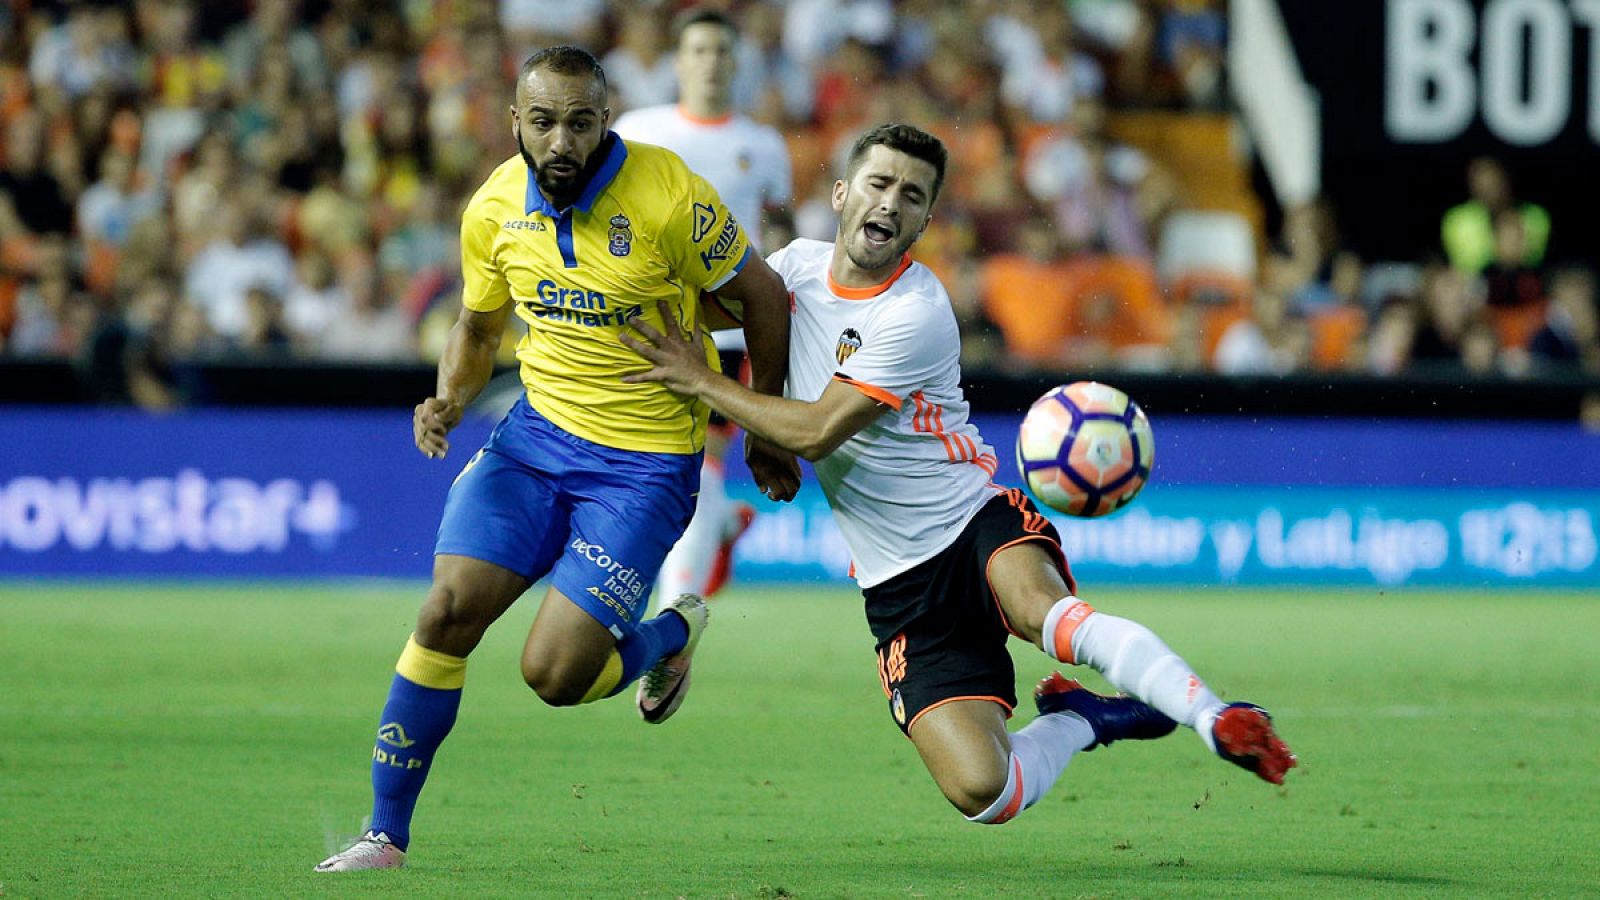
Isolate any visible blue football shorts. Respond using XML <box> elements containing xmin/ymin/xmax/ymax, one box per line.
<box><xmin>434</xmin><ymin>397</ymin><xmax>701</xmax><ymax>638</ymax></box>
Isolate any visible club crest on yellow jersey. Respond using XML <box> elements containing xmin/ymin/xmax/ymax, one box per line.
<box><xmin>608</xmin><ymin>213</ymin><xmax>632</xmax><ymax>257</ymax></box>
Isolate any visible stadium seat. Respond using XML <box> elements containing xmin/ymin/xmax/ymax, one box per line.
<box><xmin>1157</xmin><ymin>209</ymin><xmax>1257</xmax><ymax>287</ymax></box>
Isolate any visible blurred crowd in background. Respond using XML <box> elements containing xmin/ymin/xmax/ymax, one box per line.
<box><xmin>0</xmin><ymin>0</ymin><xmax>1595</xmax><ymax>409</ymax></box>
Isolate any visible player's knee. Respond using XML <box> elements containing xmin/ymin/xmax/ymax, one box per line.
<box><xmin>520</xmin><ymin>659</ymin><xmax>588</xmax><ymax>707</ymax></box>
<box><xmin>943</xmin><ymin>770</ymin><xmax>1011</xmax><ymax>820</ymax></box>
<box><xmin>416</xmin><ymin>583</ymin><xmax>493</xmax><ymax>650</ymax></box>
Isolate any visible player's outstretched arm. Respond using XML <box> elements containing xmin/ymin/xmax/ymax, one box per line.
<box><xmin>697</xmin><ymin>256</ymin><xmax>803</xmax><ymax>497</ymax></box>
<box><xmin>622</xmin><ymin>302</ymin><xmax>888</xmax><ymax>463</ymax></box>
<box><xmin>414</xmin><ymin>304</ymin><xmax>511</xmax><ymax>459</ymax></box>
<box><xmin>708</xmin><ymin>242</ymin><xmax>790</xmax><ymax>399</ymax></box>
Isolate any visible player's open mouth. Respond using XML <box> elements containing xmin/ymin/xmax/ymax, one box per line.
<box><xmin>862</xmin><ymin>221</ymin><xmax>895</xmax><ymax>248</ymax></box>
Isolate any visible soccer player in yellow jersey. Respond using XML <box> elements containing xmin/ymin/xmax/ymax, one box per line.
<box><xmin>316</xmin><ymin>46</ymin><xmax>798</xmax><ymax>872</ymax></box>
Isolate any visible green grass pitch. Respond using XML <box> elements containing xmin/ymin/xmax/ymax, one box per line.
<box><xmin>1</xmin><ymin>583</ymin><xmax>1596</xmax><ymax>898</ymax></box>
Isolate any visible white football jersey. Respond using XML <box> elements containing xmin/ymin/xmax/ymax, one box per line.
<box><xmin>614</xmin><ymin>105</ymin><xmax>792</xmax><ymax>351</ymax></box>
<box><xmin>769</xmin><ymin>239</ymin><xmax>1000</xmax><ymax>588</ymax></box>
<box><xmin>612</xmin><ymin>105</ymin><xmax>791</xmax><ymax>252</ymax></box>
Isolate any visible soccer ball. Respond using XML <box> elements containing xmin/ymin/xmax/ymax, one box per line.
<box><xmin>1015</xmin><ymin>381</ymin><xmax>1154</xmax><ymax>518</ymax></box>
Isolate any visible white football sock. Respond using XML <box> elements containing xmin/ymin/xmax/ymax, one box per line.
<box><xmin>966</xmin><ymin>712</ymin><xmax>1094</xmax><ymax>824</ymax></box>
<box><xmin>657</xmin><ymin>459</ymin><xmax>728</xmax><ymax>606</ymax></box>
<box><xmin>1043</xmin><ymin>597</ymin><xmax>1226</xmax><ymax>749</ymax></box>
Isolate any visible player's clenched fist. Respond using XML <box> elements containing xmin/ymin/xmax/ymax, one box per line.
<box><xmin>414</xmin><ymin>397</ymin><xmax>463</xmax><ymax>459</ymax></box>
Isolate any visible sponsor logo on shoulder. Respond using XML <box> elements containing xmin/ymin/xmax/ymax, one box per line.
<box><xmin>691</xmin><ymin>203</ymin><xmax>717</xmax><ymax>242</ymax></box>
<box><xmin>700</xmin><ymin>215</ymin><xmax>741</xmax><ymax>271</ymax></box>
<box><xmin>503</xmin><ymin>219</ymin><xmax>548</xmax><ymax>232</ymax></box>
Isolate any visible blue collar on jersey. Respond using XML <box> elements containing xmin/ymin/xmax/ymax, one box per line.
<box><xmin>524</xmin><ymin>132</ymin><xmax>628</xmax><ymax>217</ymax></box>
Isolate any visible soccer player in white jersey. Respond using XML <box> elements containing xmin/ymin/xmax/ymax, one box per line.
<box><xmin>614</xmin><ymin>7</ymin><xmax>794</xmax><ymax>603</ymax></box>
<box><xmin>623</xmin><ymin>123</ymin><xmax>1296</xmax><ymax>827</ymax></box>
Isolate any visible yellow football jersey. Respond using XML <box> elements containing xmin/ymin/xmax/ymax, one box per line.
<box><xmin>459</xmin><ymin>136</ymin><xmax>752</xmax><ymax>453</ymax></box>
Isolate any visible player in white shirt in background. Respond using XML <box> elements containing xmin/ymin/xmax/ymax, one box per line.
<box><xmin>613</xmin><ymin>7</ymin><xmax>794</xmax><ymax>605</ymax></box>
<box><xmin>623</xmin><ymin>124</ymin><xmax>1296</xmax><ymax>826</ymax></box>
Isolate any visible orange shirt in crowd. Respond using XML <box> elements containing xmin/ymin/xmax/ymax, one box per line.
<box><xmin>981</xmin><ymin>253</ymin><xmax>1171</xmax><ymax>364</ymax></box>
<box><xmin>1062</xmin><ymin>255</ymin><xmax>1171</xmax><ymax>351</ymax></box>
<box><xmin>1308</xmin><ymin>305</ymin><xmax>1367</xmax><ymax>370</ymax></box>
<box><xmin>980</xmin><ymin>253</ymin><xmax>1076</xmax><ymax>363</ymax></box>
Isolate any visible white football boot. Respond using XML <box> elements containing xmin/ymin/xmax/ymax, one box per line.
<box><xmin>637</xmin><ymin>593</ymin><xmax>709</xmax><ymax>724</ymax></box>
<box><xmin>314</xmin><ymin>830</ymin><xmax>406</xmax><ymax>872</ymax></box>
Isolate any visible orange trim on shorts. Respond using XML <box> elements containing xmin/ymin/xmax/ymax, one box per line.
<box><xmin>998</xmin><ymin>488</ymin><xmax>1049</xmax><ymax>534</ymax></box>
<box><xmin>992</xmin><ymin>755</ymin><xmax>1026</xmax><ymax>824</ymax></box>
<box><xmin>984</xmin><ymin>534</ymin><xmax>1070</xmax><ymax>638</ymax></box>
<box><xmin>827</xmin><ymin>254</ymin><xmax>913</xmax><ymax>299</ymax></box>
<box><xmin>834</xmin><ymin>374</ymin><xmax>902</xmax><ymax>410</ymax></box>
<box><xmin>904</xmin><ymin>694</ymin><xmax>1014</xmax><ymax>736</ymax></box>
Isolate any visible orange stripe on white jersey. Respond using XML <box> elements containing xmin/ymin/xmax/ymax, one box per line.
<box><xmin>910</xmin><ymin>390</ymin><xmax>960</xmax><ymax>461</ymax></box>
<box><xmin>959</xmin><ymin>433</ymin><xmax>981</xmax><ymax>462</ymax></box>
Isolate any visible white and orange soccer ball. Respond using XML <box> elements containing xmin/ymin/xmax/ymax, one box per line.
<box><xmin>1015</xmin><ymin>381</ymin><xmax>1154</xmax><ymax>518</ymax></box>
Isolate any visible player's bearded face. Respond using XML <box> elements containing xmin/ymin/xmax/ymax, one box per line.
<box><xmin>834</xmin><ymin>147</ymin><xmax>937</xmax><ymax>273</ymax></box>
<box><xmin>514</xmin><ymin>71</ymin><xmax>610</xmax><ymax>205</ymax></box>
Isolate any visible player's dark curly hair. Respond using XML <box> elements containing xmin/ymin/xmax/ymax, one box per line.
<box><xmin>519</xmin><ymin>45</ymin><xmax>607</xmax><ymax>97</ymax></box>
<box><xmin>844</xmin><ymin>123</ymin><xmax>948</xmax><ymax>202</ymax></box>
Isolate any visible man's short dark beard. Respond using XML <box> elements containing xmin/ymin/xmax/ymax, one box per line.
<box><xmin>519</xmin><ymin>131</ymin><xmax>606</xmax><ymax>211</ymax></box>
